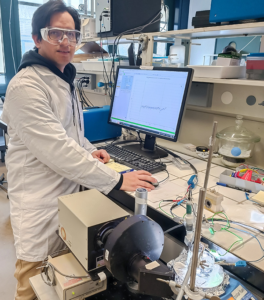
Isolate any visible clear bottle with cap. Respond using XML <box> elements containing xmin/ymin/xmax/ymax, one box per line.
<box><xmin>168</xmin><ymin>39</ymin><xmax>185</xmax><ymax>67</ymax></box>
<box><xmin>134</xmin><ymin>188</ymin><xmax>148</xmax><ymax>216</ymax></box>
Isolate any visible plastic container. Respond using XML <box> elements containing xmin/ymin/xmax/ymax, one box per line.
<box><xmin>216</xmin><ymin>115</ymin><xmax>261</xmax><ymax>166</ymax></box>
<box><xmin>246</xmin><ymin>53</ymin><xmax>264</xmax><ymax>70</ymax></box>
<box><xmin>246</xmin><ymin>53</ymin><xmax>264</xmax><ymax>80</ymax></box>
<box><xmin>219</xmin><ymin>169</ymin><xmax>264</xmax><ymax>193</ymax></box>
<box><xmin>187</xmin><ymin>65</ymin><xmax>246</xmax><ymax>79</ymax></box>
<box><xmin>169</xmin><ymin>43</ymin><xmax>185</xmax><ymax>67</ymax></box>
<box><xmin>152</xmin><ymin>56</ymin><xmax>169</xmax><ymax>67</ymax></box>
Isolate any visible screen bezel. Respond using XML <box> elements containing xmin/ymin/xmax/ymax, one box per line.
<box><xmin>108</xmin><ymin>66</ymin><xmax>194</xmax><ymax>142</ymax></box>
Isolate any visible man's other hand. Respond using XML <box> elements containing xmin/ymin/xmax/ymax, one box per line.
<box><xmin>120</xmin><ymin>170</ymin><xmax>157</xmax><ymax>192</ymax></box>
<box><xmin>92</xmin><ymin>150</ymin><xmax>110</xmax><ymax>163</ymax></box>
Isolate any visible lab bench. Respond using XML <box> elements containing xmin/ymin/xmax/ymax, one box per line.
<box><xmin>32</xmin><ymin>139</ymin><xmax>264</xmax><ymax>299</ymax></box>
<box><xmin>92</xmin><ymin>139</ymin><xmax>264</xmax><ymax>294</ymax></box>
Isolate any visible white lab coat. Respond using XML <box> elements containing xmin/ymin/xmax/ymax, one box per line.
<box><xmin>1</xmin><ymin>64</ymin><xmax>120</xmax><ymax>262</ymax></box>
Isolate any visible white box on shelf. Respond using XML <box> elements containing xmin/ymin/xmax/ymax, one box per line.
<box><xmin>72</xmin><ymin>63</ymin><xmax>84</xmax><ymax>71</ymax></box>
<box><xmin>216</xmin><ymin>57</ymin><xmax>240</xmax><ymax>66</ymax></box>
<box><xmin>81</xmin><ymin>60</ymin><xmax>129</xmax><ymax>72</ymax></box>
<box><xmin>187</xmin><ymin>65</ymin><xmax>246</xmax><ymax>79</ymax></box>
<box><xmin>81</xmin><ymin>18</ymin><xmax>96</xmax><ymax>39</ymax></box>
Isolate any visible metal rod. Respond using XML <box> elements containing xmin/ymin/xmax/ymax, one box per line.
<box><xmin>204</xmin><ymin>121</ymin><xmax>218</xmax><ymax>191</ymax></box>
<box><xmin>189</xmin><ymin>121</ymin><xmax>218</xmax><ymax>293</ymax></box>
<box><xmin>189</xmin><ymin>188</ymin><xmax>206</xmax><ymax>291</ymax></box>
<box><xmin>176</xmin><ymin>257</ymin><xmax>193</xmax><ymax>300</ymax></box>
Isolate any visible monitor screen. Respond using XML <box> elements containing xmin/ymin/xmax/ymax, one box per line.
<box><xmin>109</xmin><ymin>66</ymin><xmax>193</xmax><ymax>141</ymax></box>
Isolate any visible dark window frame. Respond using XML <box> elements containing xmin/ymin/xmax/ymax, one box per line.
<box><xmin>0</xmin><ymin>0</ymin><xmax>22</xmax><ymax>96</ymax></box>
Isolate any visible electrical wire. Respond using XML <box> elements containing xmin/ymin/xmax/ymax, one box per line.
<box><xmin>99</xmin><ymin>16</ymin><xmax>111</xmax><ymax>96</ymax></box>
<box><xmin>76</xmin><ymin>77</ymin><xmax>94</xmax><ymax>108</ymax></box>
<box><xmin>206</xmin><ymin>218</ymin><xmax>264</xmax><ymax>235</ymax></box>
<box><xmin>160</xmin><ymin>5</ymin><xmax>169</xmax><ymax>32</ymax></box>
<box><xmin>158</xmin><ymin>184</ymin><xmax>191</xmax><ymax>218</ymax></box>
<box><xmin>158</xmin><ymin>169</ymin><xmax>170</xmax><ymax>184</ymax></box>
<box><xmin>108</xmin><ymin>7</ymin><xmax>164</xmax><ymax>96</ymax></box>
<box><xmin>217</xmin><ymin>229</ymin><xmax>243</xmax><ymax>257</ymax></box>
<box><xmin>77</xmin><ymin>79</ymin><xmax>89</xmax><ymax>108</ymax></box>
<box><xmin>170</xmin><ymin>185</ymin><xmax>191</xmax><ymax>218</ymax></box>
<box><xmin>137</xmin><ymin>131</ymin><xmax>143</xmax><ymax>143</ymax></box>
<box><xmin>39</xmin><ymin>248</ymin><xmax>91</xmax><ymax>286</ymax></box>
<box><xmin>156</xmin><ymin>145</ymin><xmax>198</xmax><ymax>178</ymax></box>
<box><xmin>209</xmin><ymin>212</ymin><xmax>244</xmax><ymax>256</ymax></box>
<box><xmin>206</xmin><ymin>212</ymin><xmax>264</xmax><ymax>259</ymax></box>
<box><xmin>228</xmin><ymin>227</ymin><xmax>264</xmax><ymax>263</ymax></box>
<box><xmin>238</xmin><ymin>36</ymin><xmax>258</xmax><ymax>53</ymax></box>
<box><xmin>41</xmin><ymin>261</ymin><xmax>90</xmax><ymax>286</ymax></box>
<box><xmin>159</xmin><ymin>200</ymin><xmax>173</xmax><ymax>217</ymax></box>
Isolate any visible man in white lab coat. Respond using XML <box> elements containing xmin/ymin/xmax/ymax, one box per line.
<box><xmin>1</xmin><ymin>1</ymin><xmax>157</xmax><ymax>299</ymax></box>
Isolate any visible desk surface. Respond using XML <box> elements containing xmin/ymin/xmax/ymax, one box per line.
<box><xmin>95</xmin><ymin>140</ymin><xmax>264</xmax><ymax>273</ymax></box>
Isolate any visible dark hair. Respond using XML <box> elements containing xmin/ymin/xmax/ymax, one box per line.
<box><xmin>32</xmin><ymin>0</ymin><xmax>81</xmax><ymax>41</ymax></box>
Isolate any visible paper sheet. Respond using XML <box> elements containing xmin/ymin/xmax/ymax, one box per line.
<box><xmin>105</xmin><ymin>162</ymin><xmax>133</xmax><ymax>173</ymax></box>
<box><xmin>148</xmin><ymin>181</ymin><xmax>186</xmax><ymax>203</ymax></box>
<box><xmin>252</xmin><ymin>191</ymin><xmax>264</xmax><ymax>205</ymax></box>
<box><xmin>222</xmin><ymin>202</ymin><xmax>264</xmax><ymax>231</ymax></box>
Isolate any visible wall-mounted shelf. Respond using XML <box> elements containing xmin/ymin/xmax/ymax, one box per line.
<box><xmin>77</xmin><ymin>70</ymin><xmax>115</xmax><ymax>76</ymax></box>
<box><xmin>193</xmin><ymin>77</ymin><xmax>264</xmax><ymax>87</ymax></box>
<box><xmin>76</xmin><ymin>73</ymin><xmax>264</xmax><ymax>88</ymax></box>
<box><xmin>82</xmin><ymin>35</ymin><xmax>175</xmax><ymax>44</ymax></box>
<box><xmin>78</xmin><ymin>22</ymin><xmax>264</xmax><ymax>87</ymax></box>
<box><xmin>152</xmin><ymin>22</ymin><xmax>264</xmax><ymax>40</ymax></box>
<box><xmin>81</xmin><ymin>22</ymin><xmax>264</xmax><ymax>45</ymax></box>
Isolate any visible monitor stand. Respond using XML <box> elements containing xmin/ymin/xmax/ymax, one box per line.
<box><xmin>123</xmin><ymin>135</ymin><xmax>168</xmax><ymax>160</ymax></box>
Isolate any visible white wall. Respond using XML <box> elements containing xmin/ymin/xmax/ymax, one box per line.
<box><xmin>188</xmin><ymin>0</ymin><xmax>212</xmax><ymax>29</ymax></box>
<box><xmin>189</xmin><ymin>38</ymin><xmax>216</xmax><ymax>66</ymax></box>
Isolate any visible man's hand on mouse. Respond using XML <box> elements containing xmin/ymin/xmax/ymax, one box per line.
<box><xmin>92</xmin><ymin>150</ymin><xmax>110</xmax><ymax>163</ymax></box>
<box><xmin>120</xmin><ymin>170</ymin><xmax>158</xmax><ymax>192</ymax></box>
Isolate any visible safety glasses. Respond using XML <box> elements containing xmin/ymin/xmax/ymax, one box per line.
<box><xmin>40</xmin><ymin>27</ymin><xmax>82</xmax><ymax>47</ymax></box>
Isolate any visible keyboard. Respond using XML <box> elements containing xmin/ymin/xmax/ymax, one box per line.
<box><xmin>99</xmin><ymin>144</ymin><xmax>166</xmax><ymax>174</ymax></box>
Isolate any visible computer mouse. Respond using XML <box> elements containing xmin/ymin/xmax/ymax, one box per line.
<box><xmin>145</xmin><ymin>180</ymin><xmax>159</xmax><ymax>187</ymax></box>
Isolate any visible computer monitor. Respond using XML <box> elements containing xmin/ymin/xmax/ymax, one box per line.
<box><xmin>108</xmin><ymin>66</ymin><xmax>194</xmax><ymax>159</ymax></box>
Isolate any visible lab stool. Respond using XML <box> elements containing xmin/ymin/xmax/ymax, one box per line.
<box><xmin>0</xmin><ymin>136</ymin><xmax>5</xmax><ymax>162</ymax></box>
<box><xmin>0</xmin><ymin>173</ymin><xmax>7</xmax><ymax>193</ymax></box>
<box><xmin>0</xmin><ymin>119</ymin><xmax>8</xmax><ymax>194</ymax></box>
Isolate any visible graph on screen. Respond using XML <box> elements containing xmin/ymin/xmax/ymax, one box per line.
<box><xmin>127</xmin><ymin>77</ymin><xmax>185</xmax><ymax>132</ymax></box>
